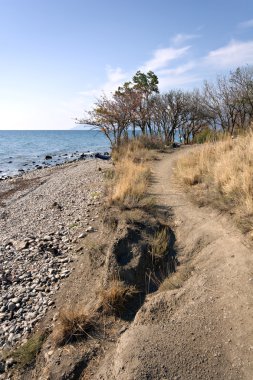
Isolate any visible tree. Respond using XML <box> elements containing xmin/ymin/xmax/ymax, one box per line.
<box><xmin>87</xmin><ymin>92</ymin><xmax>131</xmax><ymax>147</ymax></box>
<box><xmin>229</xmin><ymin>66</ymin><xmax>253</xmax><ymax>129</ymax></box>
<box><xmin>131</xmin><ymin>71</ymin><xmax>159</xmax><ymax>135</ymax></box>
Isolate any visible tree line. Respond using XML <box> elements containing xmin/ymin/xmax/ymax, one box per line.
<box><xmin>80</xmin><ymin>66</ymin><xmax>253</xmax><ymax>147</ymax></box>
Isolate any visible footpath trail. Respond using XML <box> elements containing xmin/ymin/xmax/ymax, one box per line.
<box><xmin>95</xmin><ymin>148</ymin><xmax>253</xmax><ymax>380</ymax></box>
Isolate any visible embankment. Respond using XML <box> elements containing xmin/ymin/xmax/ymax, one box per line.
<box><xmin>2</xmin><ymin>143</ymin><xmax>253</xmax><ymax>380</ymax></box>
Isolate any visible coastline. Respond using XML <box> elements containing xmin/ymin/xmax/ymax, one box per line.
<box><xmin>0</xmin><ymin>151</ymin><xmax>110</xmax><ymax>181</ymax></box>
<box><xmin>0</xmin><ymin>158</ymin><xmax>110</xmax><ymax>349</ymax></box>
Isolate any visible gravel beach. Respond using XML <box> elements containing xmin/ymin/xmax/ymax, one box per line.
<box><xmin>0</xmin><ymin>158</ymin><xmax>110</xmax><ymax>349</ymax></box>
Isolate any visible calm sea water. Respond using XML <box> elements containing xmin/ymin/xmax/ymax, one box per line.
<box><xmin>0</xmin><ymin>130</ymin><xmax>110</xmax><ymax>177</ymax></box>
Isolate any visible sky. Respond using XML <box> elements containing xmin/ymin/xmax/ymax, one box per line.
<box><xmin>0</xmin><ymin>0</ymin><xmax>253</xmax><ymax>130</ymax></box>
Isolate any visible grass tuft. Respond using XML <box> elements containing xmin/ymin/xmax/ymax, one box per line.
<box><xmin>52</xmin><ymin>309</ymin><xmax>96</xmax><ymax>347</ymax></box>
<box><xmin>99</xmin><ymin>280</ymin><xmax>138</xmax><ymax>316</ymax></box>
<box><xmin>150</xmin><ymin>227</ymin><xmax>169</xmax><ymax>259</ymax></box>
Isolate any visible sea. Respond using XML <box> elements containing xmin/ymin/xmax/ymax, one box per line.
<box><xmin>0</xmin><ymin>130</ymin><xmax>110</xmax><ymax>178</ymax></box>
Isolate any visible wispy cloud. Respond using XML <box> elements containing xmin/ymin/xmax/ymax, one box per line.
<box><xmin>205</xmin><ymin>40</ymin><xmax>253</xmax><ymax>67</ymax></box>
<box><xmin>238</xmin><ymin>19</ymin><xmax>253</xmax><ymax>28</ymax></box>
<box><xmin>171</xmin><ymin>33</ymin><xmax>200</xmax><ymax>45</ymax></box>
<box><xmin>140</xmin><ymin>45</ymin><xmax>190</xmax><ymax>72</ymax></box>
<box><xmin>106</xmin><ymin>66</ymin><xmax>127</xmax><ymax>83</ymax></box>
<box><xmin>157</xmin><ymin>61</ymin><xmax>196</xmax><ymax>76</ymax></box>
<box><xmin>77</xmin><ymin>36</ymin><xmax>253</xmax><ymax>117</ymax></box>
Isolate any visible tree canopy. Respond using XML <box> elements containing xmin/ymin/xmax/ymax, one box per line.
<box><xmin>79</xmin><ymin>66</ymin><xmax>253</xmax><ymax>147</ymax></box>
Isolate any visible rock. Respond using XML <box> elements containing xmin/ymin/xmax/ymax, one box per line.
<box><xmin>0</xmin><ymin>313</ymin><xmax>6</xmax><ymax>321</ymax></box>
<box><xmin>11</xmin><ymin>297</ymin><xmax>20</xmax><ymax>304</ymax></box>
<box><xmin>45</xmin><ymin>155</ymin><xmax>52</xmax><ymax>160</ymax></box>
<box><xmin>86</xmin><ymin>226</ymin><xmax>94</xmax><ymax>232</ymax></box>
<box><xmin>14</xmin><ymin>240</ymin><xmax>28</xmax><ymax>251</ymax></box>
<box><xmin>7</xmin><ymin>303</ymin><xmax>16</xmax><ymax>312</ymax></box>
<box><xmin>0</xmin><ymin>360</ymin><xmax>4</xmax><ymax>374</ymax></box>
<box><xmin>43</xmin><ymin>235</ymin><xmax>52</xmax><ymax>241</ymax></box>
<box><xmin>5</xmin><ymin>357</ymin><xmax>15</xmax><ymax>369</ymax></box>
<box><xmin>78</xmin><ymin>233</ymin><xmax>87</xmax><ymax>239</ymax></box>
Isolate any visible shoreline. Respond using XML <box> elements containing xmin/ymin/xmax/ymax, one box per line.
<box><xmin>0</xmin><ymin>158</ymin><xmax>110</xmax><ymax>349</ymax></box>
<box><xmin>0</xmin><ymin>149</ymin><xmax>110</xmax><ymax>181</ymax></box>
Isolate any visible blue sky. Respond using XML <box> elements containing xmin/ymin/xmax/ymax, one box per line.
<box><xmin>1</xmin><ymin>0</ymin><xmax>253</xmax><ymax>130</ymax></box>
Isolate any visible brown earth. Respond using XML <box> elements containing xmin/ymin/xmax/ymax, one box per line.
<box><xmin>89</xmin><ymin>147</ymin><xmax>253</xmax><ymax>380</ymax></box>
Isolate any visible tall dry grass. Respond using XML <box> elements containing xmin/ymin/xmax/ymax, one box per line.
<box><xmin>176</xmin><ymin>132</ymin><xmax>253</xmax><ymax>232</ymax></box>
<box><xmin>109</xmin><ymin>139</ymin><xmax>152</xmax><ymax>208</ymax></box>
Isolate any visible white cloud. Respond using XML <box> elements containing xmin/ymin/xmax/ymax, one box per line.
<box><xmin>76</xmin><ymin>38</ymin><xmax>253</xmax><ymax>120</ymax></box>
<box><xmin>157</xmin><ymin>61</ymin><xmax>199</xmax><ymax>90</ymax></box>
<box><xmin>205</xmin><ymin>40</ymin><xmax>253</xmax><ymax>68</ymax></box>
<box><xmin>157</xmin><ymin>61</ymin><xmax>196</xmax><ymax>76</ymax></box>
<box><xmin>140</xmin><ymin>45</ymin><xmax>190</xmax><ymax>72</ymax></box>
<box><xmin>106</xmin><ymin>66</ymin><xmax>127</xmax><ymax>83</ymax></box>
<box><xmin>171</xmin><ymin>33</ymin><xmax>199</xmax><ymax>45</ymax></box>
<box><xmin>238</xmin><ymin>19</ymin><xmax>253</xmax><ymax>28</ymax></box>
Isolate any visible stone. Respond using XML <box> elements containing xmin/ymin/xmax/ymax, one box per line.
<box><xmin>0</xmin><ymin>360</ymin><xmax>4</xmax><ymax>374</ymax></box>
<box><xmin>14</xmin><ymin>240</ymin><xmax>28</xmax><ymax>251</ymax></box>
<box><xmin>7</xmin><ymin>303</ymin><xmax>15</xmax><ymax>312</ymax></box>
<box><xmin>86</xmin><ymin>226</ymin><xmax>94</xmax><ymax>232</ymax></box>
<box><xmin>78</xmin><ymin>232</ymin><xmax>86</xmax><ymax>239</ymax></box>
<box><xmin>5</xmin><ymin>357</ymin><xmax>15</xmax><ymax>369</ymax></box>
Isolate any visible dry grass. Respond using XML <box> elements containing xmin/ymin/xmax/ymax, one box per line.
<box><xmin>52</xmin><ymin>309</ymin><xmax>97</xmax><ymax>347</ymax></box>
<box><xmin>112</xmin><ymin>138</ymin><xmax>155</xmax><ymax>163</ymax></box>
<box><xmin>150</xmin><ymin>227</ymin><xmax>169</xmax><ymax>259</ymax></box>
<box><xmin>159</xmin><ymin>265</ymin><xmax>193</xmax><ymax>291</ymax></box>
<box><xmin>176</xmin><ymin>131</ymin><xmax>253</xmax><ymax>232</ymax></box>
<box><xmin>108</xmin><ymin>140</ymin><xmax>153</xmax><ymax>208</ymax></box>
<box><xmin>99</xmin><ymin>280</ymin><xmax>138</xmax><ymax>316</ymax></box>
<box><xmin>110</xmin><ymin>159</ymin><xmax>151</xmax><ymax>207</ymax></box>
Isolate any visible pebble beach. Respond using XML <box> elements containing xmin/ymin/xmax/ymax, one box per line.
<box><xmin>0</xmin><ymin>158</ymin><xmax>110</xmax><ymax>349</ymax></box>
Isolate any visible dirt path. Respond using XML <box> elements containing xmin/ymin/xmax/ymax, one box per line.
<box><xmin>94</xmin><ymin>148</ymin><xmax>253</xmax><ymax>379</ymax></box>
